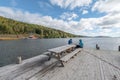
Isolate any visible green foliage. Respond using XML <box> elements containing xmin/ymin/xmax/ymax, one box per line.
<box><xmin>0</xmin><ymin>16</ymin><xmax>77</xmax><ymax>38</ymax></box>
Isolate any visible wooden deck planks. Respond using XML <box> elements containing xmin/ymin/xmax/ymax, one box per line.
<box><xmin>37</xmin><ymin>49</ymin><xmax>120</xmax><ymax>80</ymax></box>
<box><xmin>0</xmin><ymin>54</ymin><xmax>57</xmax><ymax>80</ymax></box>
<box><xmin>13</xmin><ymin>58</ymin><xmax>57</xmax><ymax>80</ymax></box>
<box><xmin>0</xmin><ymin>49</ymin><xmax>120</xmax><ymax>80</ymax></box>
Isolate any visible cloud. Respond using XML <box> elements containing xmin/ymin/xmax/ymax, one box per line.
<box><xmin>82</xmin><ymin>10</ymin><xmax>88</xmax><ymax>14</ymax></box>
<box><xmin>0</xmin><ymin>7</ymin><xmax>41</xmax><ymax>23</ymax></box>
<box><xmin>87</xmin><ymin>0</ymin><xmax>120</xmax><ymax>36</ymax></box>
<box><xmin>0</xmin><ymin>6</ymin><xmax>77</xmax><ymax>34</ymax></box>
<box><xmin>92</xmin><ymin>0</ymin><xmax>120</xmax><ymax>13</ymax></box>
<box><xmin>80</xmin><ymin>13</ymin><xmax>120</xmax><ymax>29</ymax></box>
<box><xmin>38</xmin><ymin>1</ymin><xmax>53</xmax><ymax>9</ymax></box>
<box><xmin>60</xmin><ymin>12</ymin><xmax>78</xmax><ymax>21</ymax></box>
<box><xmin>50</xmin><ymin>0</ymin><xmax>92</xmax><ymax>10</ymax></box>
<box><xmin>91</xmin><ymin>0</ymin><xmax>120</xmax><ymax>29</ymax></box>
<box><xmin>0</xmin><ymin>6</ymin><xmax>120</xmax><ymax>37</ymax></box>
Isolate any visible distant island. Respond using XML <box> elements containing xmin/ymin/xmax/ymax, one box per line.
<box><xmin>94</xmin><ymin>36</ymin><xmax>111</xmax><ymax>38</ymax></box>
<box><xmin>0</xmin><ymin>16</ymin><xmax>83</xmax><ymax>40</ymax></box>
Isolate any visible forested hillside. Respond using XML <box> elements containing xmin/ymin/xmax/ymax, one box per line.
<box><xmin>0</xmin><ymin>16</ymin><xmax>77</xmax><ymax>38</ymax></box>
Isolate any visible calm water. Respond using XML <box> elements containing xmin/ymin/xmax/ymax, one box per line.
<box><xmin>0</xmin><ymin>38</ymin><xmax>120</xmax><ymax>67</ymax></box>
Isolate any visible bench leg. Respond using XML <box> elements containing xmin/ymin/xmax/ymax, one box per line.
<box><xmin>48</xmin><ymin>56</ymin><xmax>51</xmax><ymax>61</ymax></box>
<box><xmin>71</xmin><ymin>56</ymin><xmax>74</xmax><ymax>58</ymax></box>
<box><xmin>59</xmin><ymin>60</ymin><xmax>64</xmax><ymax>67</ymax></box>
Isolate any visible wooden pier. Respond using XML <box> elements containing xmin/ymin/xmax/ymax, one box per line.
<box><xmin>0</xmin><ymin>46</ymin><xmax>120</xmax><ymax>80</ymax></box>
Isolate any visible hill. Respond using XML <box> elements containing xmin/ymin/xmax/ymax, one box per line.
<box><xmin>94</xmin><ymin>36</ymin><xmax>111</xmax><ymax>38</ymax></box>
<box><xmin>0</xmin><ymin>16</ymin><xmax>77</xmax><ymax>39</ymax></box>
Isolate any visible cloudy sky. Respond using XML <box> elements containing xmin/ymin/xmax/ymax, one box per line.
<box><xmin>0</xmin><ymin>0</ymin><xmax>120</xmax><ymax>37</ymax></box>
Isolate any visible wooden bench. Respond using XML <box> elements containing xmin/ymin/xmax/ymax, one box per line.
<box><xmin>60</xmin><ymin>48</ymin><xmax>81</xmax><ymax>66</ymax></box>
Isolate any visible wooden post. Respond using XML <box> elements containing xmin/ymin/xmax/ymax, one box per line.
<box><xmin>96</xmin><ymin>44</ymin><xmax>100</xmax><ymax>50</ymax></box>
<box><xmin>113</xmin><ymin>75</ymin><xmax>117</xmax><ymax>80</ymax></box>
<box><xmin>17</xmin><ymin>56</ymin><xmax>22</xmax><ymax>64</ymax></box>
<box><xmin>58</xmin><ymin>53</ymin><xmax>60</xmax><ymax>59</ymax></box>
<box><xmin>118</xmin><ymin>46</ymin><xmax>120</xmax><ymax>51</ymax></box>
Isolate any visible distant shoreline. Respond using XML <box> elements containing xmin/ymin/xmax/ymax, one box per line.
<box><xmin>0</xmin><ymin>34</ymin><xmax>119</xmax><ymax>40</ymax></box>
<box><xmin>0</xmin><ymin>37</ymin><xmax>19</xmax><ymax>40</ymax></box>
<box><xmin>0</xmin><ymin>34</ymin><xmax>24</xmax><ymax>40</ymax></box>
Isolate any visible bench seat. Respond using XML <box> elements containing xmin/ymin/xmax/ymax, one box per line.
<box><xmin>60</xmin><ymin>48</ymin><xmax>81</xmax><ymax>62</ymax></box>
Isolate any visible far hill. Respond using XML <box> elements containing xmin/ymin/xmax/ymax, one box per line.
<box><xmin>94</xmin><ymin>36</ymin><xmax>111</xmax><ymax>38</ymax></box>
<box><xmin>0</xmin><ymin>16</ymin><xmax>78</xmax><ymax>38</ymax></box>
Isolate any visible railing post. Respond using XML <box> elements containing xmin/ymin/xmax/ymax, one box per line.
<box><xmin>17</xmin><ymin>56</ymin><xmax>22</xmax><ymax>64</ymax></box>
<box><xmin>118</xmin><ymin>46</ymin><xmax>120</xmax><ymax>51</ymax></box>
<box><xmin>96</xmin><ymin>44</ymin><xmax>100</xmax><ymax>50</ymax></box>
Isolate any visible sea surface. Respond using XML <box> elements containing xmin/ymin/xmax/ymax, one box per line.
<box><xmin>0</xmin><ymin>38</ymin><xmax>120</xmax><ymax>67</ymax></box>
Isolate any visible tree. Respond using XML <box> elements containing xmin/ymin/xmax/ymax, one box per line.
<box><xmin>0</xmin><ymin>16</ymin><xmax>77</xmax><ymax>38</ymax></box>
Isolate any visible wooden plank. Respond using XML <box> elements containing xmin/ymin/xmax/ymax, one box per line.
<box><xmin>0</xmin><ymin>54</ymin><xmax>50</xmax><ymax>80</ymax></box>
<box><xmin>13</xmin><ymin>58</ymin><xmax>57</xmax><ymax>80</ymax></box>
<box><xmin>35</xmin><ymin>49</ymin><xmax>120</xmax><ymax>80</ymax></box>
<box><xmin>0</xmin><ymin>64</ymin><xmax>18</xmax><ymax>73</ymax></box>
<box><xmin>1</xmin><ymin>49</ymin><xmax>120</xmax><ymax>80</ymax></box>
<box><xmin>48</xmin><ymin>45</ymin><xmax>76</xmax><ymax>53</ymax></box>
<box><xmin>60</xmin><ymin>48</ymin><xmax>81</xmax><ymax>62</ymax></box>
